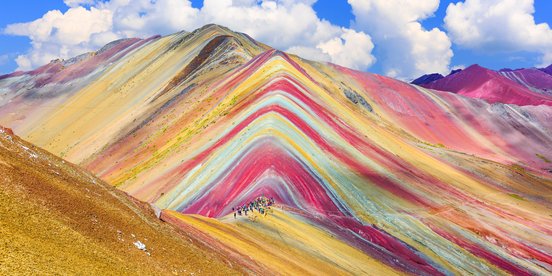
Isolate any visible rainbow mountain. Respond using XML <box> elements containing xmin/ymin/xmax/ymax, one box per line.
<box><xmin>1</xmin><ymin>24</ymin><xmax>552</xmax><ymax>275</ymax></box>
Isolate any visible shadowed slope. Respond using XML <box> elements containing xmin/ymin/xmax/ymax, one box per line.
<box><xmin>542</xmin><ymin>64</ymin><xmax>552</xmax><ymax>76</ymax></box>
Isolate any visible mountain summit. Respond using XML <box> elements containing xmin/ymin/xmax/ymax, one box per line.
<box><xmin>1</xmin><ymin>25</ymin><xmax>552</xmax><ymax>274</ymax></box>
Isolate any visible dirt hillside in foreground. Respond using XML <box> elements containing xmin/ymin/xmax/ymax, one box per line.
<box><xmin>0</xmin><ymin>126</ymin><xmax>240</xmax><ymax>275</ymax></box>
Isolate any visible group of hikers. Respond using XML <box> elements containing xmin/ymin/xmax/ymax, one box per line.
<box><xmin>233</xmin><ymin>195</ymin><xmax>275</xmax><ymax>219</ymax></box>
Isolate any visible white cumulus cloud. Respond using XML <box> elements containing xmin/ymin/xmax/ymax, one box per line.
<box><xmin>4</xmin><ymin>7</ymin><xmax>113</xmax><ymax>69</ymax></box>
<box><xmin>444</xmin><ymin>0</ymin><xmax>552</xmax><ymax>67</ymax></box>
<box><xmin>316</xmin><ymin>28</ymin><xmax>376</xmax><ymax>70</ymax></box>
<box><xmin>348</xmin><ymin>0</ymin><xmax>453</xmax><ymax>79</ymax></box>
<box><xmin>3</xmin><ymin>0</ymin><xmax>375</xmax><ymax>72</ymax></box>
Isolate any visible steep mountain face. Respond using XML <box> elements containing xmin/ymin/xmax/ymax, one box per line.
<box><xmin>1</xmin><ymin>24</ymin><xmax>552</xmax><ymax>274</ymax></box>
<box><xmin>417</xmin><ymin>64</ymin><xmax>552</xmax><ymax>106</ymax></box>
<box><xmin>0</xmin><ymin>126</ymin><xmax>239</xmax><ymax>275</ymax></box>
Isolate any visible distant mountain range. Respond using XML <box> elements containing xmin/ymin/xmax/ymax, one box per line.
<box><xmin>412</xmin><ymin>64</ymin><xmax>552</xmax><ymax>106</ymax></box>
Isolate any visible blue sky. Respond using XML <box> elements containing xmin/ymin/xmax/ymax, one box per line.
<box><xmin>1</xmin><ymin>0</ymin><xmax>551</xmax><ymax>79</ymax></box>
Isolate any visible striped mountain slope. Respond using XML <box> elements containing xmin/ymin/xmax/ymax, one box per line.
<box><xmin>1</xmin><ymin>25</ymin><xmax>552</xmax><ymax>274</ymax></box>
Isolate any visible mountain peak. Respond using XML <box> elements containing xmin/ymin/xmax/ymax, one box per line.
<box><xmin>448</xmin><ymin>69</ymin><xmax>462</xmax><ymax>76</ymax></box>
<box><xmin>464</xmin><ymin>63</ymin><xmax>488</xmax><ymax>72</ymax></box>
<box><xmin>184</xmin><ymin>24</ymin><xmax>239</xmax><ymax>39</ymax></box>
<box><xmin>199</xmin><ymin>23</ymin><xmax>231</xmax><ymax>32</ymax></box>
<box><xmin>410</xmin><ymin>73</ymin><xmax>444</xmax><ymax>85</ymax></box>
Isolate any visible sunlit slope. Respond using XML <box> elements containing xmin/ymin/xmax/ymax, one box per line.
<box><xmin>0</xmin><ymin>127</ymin><xmax>239</xmax><ymax>275</ymax></box>
<box><xmin>0</xmin><ymin>24</ymin><xmax>267</xmax><ymax>161</ymax></box>
<box><xmin>0</xmin><ymin>24</ymin><xmax>551</xmax><ymax>274</ymax></box>
<box><xmin>163</xmin><ymin>210</ymin><xmax>401</xmax><ymax>275</ymax></box>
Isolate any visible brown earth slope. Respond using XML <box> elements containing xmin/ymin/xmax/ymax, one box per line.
<box><xmin>0</xmin><ymin>126</ymin><xmax>241</xmax><ymax>275</ymax></box>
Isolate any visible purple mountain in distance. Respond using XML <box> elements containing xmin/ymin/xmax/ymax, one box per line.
<box><xmin>411</xmin><ymin>69</ymin><xmax>463</xmax><ymax>85</ymax></box>
<box><xmin>412</xmin><ymin>64</ymin><xmax>552</xmax><ymax>105</ymax></box>
<box><xmin>541</xmin><ymin>64</ymin><xmax>552</xmax><ymax>76</ymax></box>
<box><xmin>411</xmin><ymin>73</ymin><xmax>444</xmax><ymax>85</ymax></box>
<box><xmin>449</xmin><ymin>69</ymin><xmax>462</xmax><ymax>76</ymax></box>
